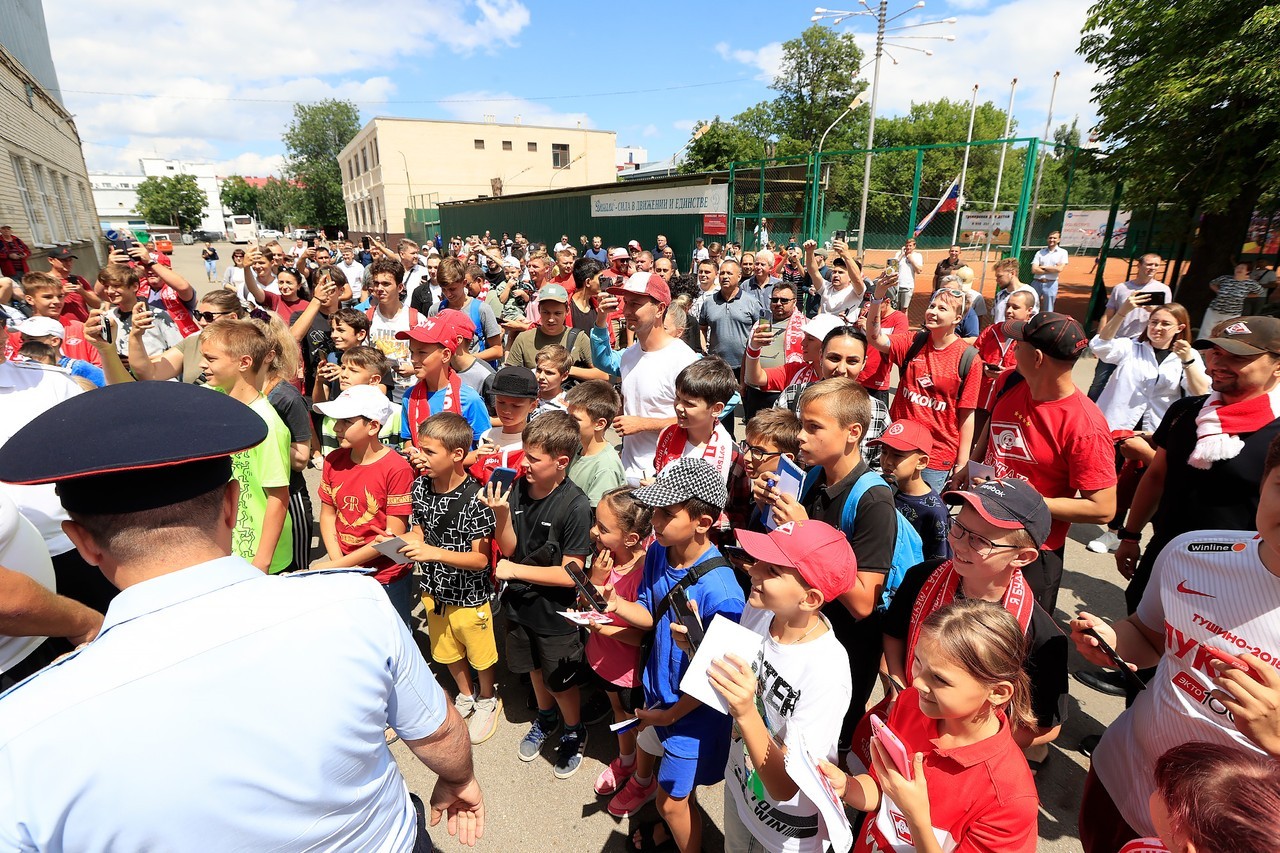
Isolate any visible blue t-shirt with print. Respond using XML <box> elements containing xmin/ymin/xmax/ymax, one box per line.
<box><xmin>399</xmin><ymin>381</ymin><xmax>490</xmax><ymax>448</ymax></box>
<box><xmin>637</xmin><ymin>543</ymin><xmax>745</xmax><ymax>759</ymax></box>
<box><xmin>895</xmin><ymin>489</ymin><xmax>951</xmax><ymax>562</ymax></box>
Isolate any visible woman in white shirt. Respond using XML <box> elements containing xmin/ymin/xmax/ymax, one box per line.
<box><xmin>1086</xmin><ymin>294</ymin><xmax>1208</xmax><ymax>553</ymax></box>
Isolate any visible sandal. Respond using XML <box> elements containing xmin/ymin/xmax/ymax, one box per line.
<box><xmin>631</xmin><ymin>820</ymin><xmax>676</xmax><ymax>852</ymax></box>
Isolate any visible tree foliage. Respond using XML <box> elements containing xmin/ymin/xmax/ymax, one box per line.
<box><xmin>134</xmin><ymin>174</ymin><xmax>207</xmax><ymax>231</ymax></box>
<box><xmin>282</xmin><ymin>99</ymin><xmax>361</xmax><ymax>228</ymax></box>
<box><xmin>219</xmin><ymin>176</ymin><xmax>260</xmax><ymax>217</ymax></box>
<box><xmin>256</xmin><ymin>178</ymin><xmax>309</xmax><ymax>232</ymax></box>
<box><xmin>1081</xmin><ymin>0</ymin><xmax>1280</xmax><ymax>314</ymax></box>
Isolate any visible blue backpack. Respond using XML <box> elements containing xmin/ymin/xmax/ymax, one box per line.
<box><xmin>800</xmin><ymin>466</ymin><xmax>924</xmax><ymax>612</ymax></box>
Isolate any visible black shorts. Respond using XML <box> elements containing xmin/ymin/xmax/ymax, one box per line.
<box><xmin>584</xmin><ymin>664</ymin><xmax>645</xmax><ymax>714</ymax></box>
<box><xmin>505</xmin><ymin>621</ymin><xmax>585</xmax><ymax>689</ymax></box>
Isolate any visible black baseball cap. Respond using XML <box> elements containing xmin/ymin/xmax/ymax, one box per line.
<box><xmin>491</xmin><ymin>365</ymin><xmax>538</xmax><ymax>399</ymax></box>
<box><xmin>48</xmin><ymin>247</ymin><xmax>77</xmax><ymax>261</ymax></box>
<box><xmin>944</xmin><ymin>478</ymin><xmax>1051</xmax><ymax>549</ymax></box>
<box><xmin>0</xmin><ymin>382</ymin><xmax>266</xmax><ymax>514</ymax></box>
<box><xmin>1192</xmin><ymin>316</ymin><xmax>1280</xmax><ymax>356</ymax></box>
<box><xmin>1002</xmin><ymin>312</ymin><xmax>1088</xmax><ymax>362</ymax></box>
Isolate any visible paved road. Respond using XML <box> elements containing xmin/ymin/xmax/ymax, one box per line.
<box><xmin>168</xmin><ymin>241</ymin><xmax>1122</xmax><ymax>851</ymax></box>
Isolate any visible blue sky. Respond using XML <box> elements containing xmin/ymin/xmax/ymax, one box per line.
<box><xmin>46</xmin><ymin>0</ymin><xmax>1102</xmax><ymax>177</ymax></box>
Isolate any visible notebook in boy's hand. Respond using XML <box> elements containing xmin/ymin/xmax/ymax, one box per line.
<box><xmin>678</xmin><ymin>615</ymin><xmax>766</xmax><ymax>716</ymax></box>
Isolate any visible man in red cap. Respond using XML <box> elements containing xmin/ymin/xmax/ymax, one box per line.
<box><xmin>597</xmin><ymin>272</ymin><xmax>698</xmax><ymax>483</ymax></box>
<box><xmin>708</xmin><ymin>519</ymin><xmax>857</xmax><ymax>853</ymax></box>
<box><xmin>397</xmin><ymin>309</ymin><xmax>490</xmax><ymax>450</ymax></box>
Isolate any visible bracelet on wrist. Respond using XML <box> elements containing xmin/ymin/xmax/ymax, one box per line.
<box><xmin>1117</xmin><ymin>529</ymin><xmax>1142</xmax><ymax>542</ymax></box>
<box><xmin>1181</xmin><ymin>359</ymin><xmax>1195</xmax><ymax>366</ymax></box>
<box><xmin>744</xmin><ymin>347</ymin><xmax>762</xmax><ymax>360</ymax></box>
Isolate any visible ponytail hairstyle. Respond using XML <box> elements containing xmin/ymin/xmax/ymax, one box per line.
<box><xmin>918</xmin><ymin>599</ymin><xmax>1036</xmax><ymax>730</ymax></box>
<box><xmin>1154</xmin><ymin>741</ymin><xmax>1280</xmax><ymax>853</ymax></box>
<box><xmin>598</xmin><ymin>486</ymin><xmax>654</xmax><ymax>543</ymax></box>
<box><xmin>253</xmin><ymin>313</ymin><xmax>301</xmax><ymax>385</ymax></box>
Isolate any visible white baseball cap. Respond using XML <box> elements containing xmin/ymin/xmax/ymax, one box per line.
<box><xmin>313</xmin><ymin>384</ymin><xmax>394</xmax><ymax>425</ymax></box>
<box><xmin>16</xmin><ymin>317</ymin><xmax>65</xmax><ymax>340</ymax></box>
<box><xmin>801</xmin><ymin>313</ymin><xmax>845</xmax><ymax>342</ymax></box>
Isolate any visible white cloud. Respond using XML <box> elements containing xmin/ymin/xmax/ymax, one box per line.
<box><xmin>45</xmin><ymin>0</ymin><xmax>532</xmax><ymax>173</ymax></box>
<box><xmin>642</xmin><ymin>124</ymin><xmax>660</xmax><ymax>138</ymax></box>
<box><xmin>216</xmin><ymin>152</ymin><xmax>288</xmax><ymax>178</ymax></box>
<box><xmin>715</xmin><ymin>41</ymin><xmax>786</xmax><ymax>83</ymax></box>
<box><xmin>435</xmin><ymin>91</ymin><xmax>593</xmax><ymax>129</ymax></box>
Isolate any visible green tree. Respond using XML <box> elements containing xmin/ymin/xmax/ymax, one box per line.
<box><xmin>282</xmin><ymin>99</ymin><xmax>362</xmax><ymax>228</ymax></box>
<box><xmin>680</xmin><ymin>118</ymin><xmax>767</xmax><ymax>174</ymax></box>
<box><xmin>219</xmin><ymin>176</ymin><xmax>260</xmax><ymax>217</ymax></box>
<box><xmin>256</xmin><ymin>178</ymin><xmax>309</xmax><ymax>231</ymax></box>
<box><xmin>134</xmin><ymin>174</ymin><xmax>207</xmax><ymax>231</ymax></box>
<box><xmin>1081</xmin><ymin>0</ymin><xmax>1280</xmax><ymax>317</ymax></box>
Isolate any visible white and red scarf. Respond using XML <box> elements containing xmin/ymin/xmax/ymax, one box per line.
<box><xmin>1188</xmin><ymin>385</ymin><xmax>1280</xmax><ymax>469</ymax></box>
<box><xmin>138</xmin><ymin>277</ymin><xmax>199</xmax><ymax>337</ymax></box>
<box><xmin>406</xmin><ymin>370</ymin><xmax>463</xmax><ymax>449</ymax></box>
<box><xmin>782</xmin><ymin>310</ymin><xmax>807</xmax><ymax>364</ymax></box>
<box><xmin>653</xmin><ymin>421</ymin><xmax>735</xmax><ymax>481</ymax></box>
<box><xmin>905</xmin><ymin>561</ymin><xmax>1033</xmax><ymax>675</ymax></box>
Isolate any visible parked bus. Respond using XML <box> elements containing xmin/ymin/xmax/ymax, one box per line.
<box><xmin>224</xmin><ymin>214</ymin><xmax>256</xmax><ymax>244</ymax></box>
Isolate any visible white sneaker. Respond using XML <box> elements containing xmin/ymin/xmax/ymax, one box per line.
<box><xmin>454</xmin><ymin>693</ymin><xmax>476</xmax><ymax>719</ymax></box>
<box><xmin>468</xmin><ymin>696</ymin><xmax>502</xmax><ymax>744</ymax></box>
<box><xmin>1087</xmin><ymin>529</ymin><xmax>1121</xmax><ymax>553</ymax></box>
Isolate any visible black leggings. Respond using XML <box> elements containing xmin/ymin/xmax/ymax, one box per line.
<box><xmin>288</xmin><ymin>485</ymin><xmax>313</xmax><ymax>572</ymax></box>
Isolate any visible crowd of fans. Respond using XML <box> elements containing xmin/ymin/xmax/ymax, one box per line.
<box><xmin>1</xmin><ymin>222</ymin><xmax>1280</xmax><ymax>853</ymax></box>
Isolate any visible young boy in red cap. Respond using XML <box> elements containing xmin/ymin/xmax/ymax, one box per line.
<box><xmin>705</xmin><ymin>519</ymin><xmax>857</xmax><ymax>853</ymax></box>
<box><xmin>397</xmin><ymin>308</ymin><xmax>490</xmax><ymax>451</ymax></box>
<box><xmin>870</xmin><ymin>418</ymin><xmax>951</xmax><ymax>562</ymax></box>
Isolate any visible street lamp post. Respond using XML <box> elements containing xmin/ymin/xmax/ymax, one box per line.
<box><xmin>667</xmin><ymin>123</ymin><xmax>711</xmax><ymax>177</ymax></box>
<box><xmin>817</xmin><ymin>95</ymin><xmax>865</xmax><ymax>155</ymax></box>
<box><xmin>813</xmin><ymin>3</ymin><xmax>956</xmax><ymax>261</ymax></box>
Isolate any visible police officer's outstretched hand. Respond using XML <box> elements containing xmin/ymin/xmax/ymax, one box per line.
<box><xmin>430</xmin><ymin>774</ymin><xmax>485</xmax><ymax>847</ymax></box>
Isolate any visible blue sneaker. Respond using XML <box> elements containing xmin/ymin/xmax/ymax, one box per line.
<box><xmin>518</xmin><ymin>714</ymin><xmax>560</xmax><ymax>762</ymax></box>
<box><xmin>553</xmin><ymin>725</ymin><xmax>588</xmax><ymax>779</ymax></box>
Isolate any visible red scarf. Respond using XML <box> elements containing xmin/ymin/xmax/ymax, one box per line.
<box><xmin>137</xmin><ymin>277</ymin><xmax>199</xmax><ymax>337</ymax></box>
<box><xmin>406</xmin><ymin>371</ymin><xmax>463</xmax><ymax>448</ymax></box>
<box><xmin>653</xmin><ymin>421</ymin><xmax>734</xmax><ymax>478</ymax></box>
<box><xmin>782</xmin><ymin>310</ymin><xmax>806</xmax><ymax>364</ymax></box>
<box><xmin>905</xmin><ymin>561</ymin><xmax>1033</xmax><ymax>675</ymax></box>
<box><xmin>1189</xmin><ymin>384</ymin><xmax>1280</xmax><ymax>469</ymax></box>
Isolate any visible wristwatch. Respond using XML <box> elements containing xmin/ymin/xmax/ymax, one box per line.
<box><xmin>1117</xmin><ymin>529</ymin><xmax>1142</xmax><ymax>542</ymax></box>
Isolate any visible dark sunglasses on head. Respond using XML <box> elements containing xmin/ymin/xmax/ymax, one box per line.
<box><xmin>196</xmin><ymin>309</ymin><xmax>237</xmax><ymax>322</ymax></box>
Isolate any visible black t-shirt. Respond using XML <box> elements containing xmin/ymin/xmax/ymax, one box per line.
<box><xmin>569</xmin><ymin>297</ymin><xmax>597</xmax><ymax>334</ymax></box>
<box><xmin>291</xmin><ymin>306</ymin><xmax>333</xmax><ymax>394</ymax></box>
<box><xmin>503</xmin><ymin>476</ymin><xmax>594</xmax><ymax>635</ymax></box>
<box><xmin>266</xmin><ymin>381</ymin><xmax>311</xmax><ymax>493</ymax></box>
<box><xmin>1152</xmin><ymin>395</ymin><xmax>1280</xmax><ymax>544</ymax></box>
<box><xmin>884</xmin><ymin>559</ymin><xmax>1069</xmax><ymax>729</ymax></box>
<box><xmin>802</xmin><ymin>460</ymin><xmax>896</xmax><ymax>575</ymax></box>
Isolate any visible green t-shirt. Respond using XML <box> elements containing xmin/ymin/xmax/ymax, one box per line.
<box><xmin>568</xmin><ymin>444</ymin><xmax>626</xmax><ymax>506</ymax></box>
<box><xmin>230</xmin><ymin>394</ymin><xmax>294</xmax><ymax>573</ymax></box>
<box><xmin>505</xmin><ymin>327</ymin><xmax>594</xmax><ymax>372</ymax></box>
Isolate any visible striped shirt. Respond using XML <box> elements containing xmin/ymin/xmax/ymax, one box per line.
<box><xmin>1093</xmin><ymin>530</ymin><xmax>1280</xmax><ymax>836</ymax></box>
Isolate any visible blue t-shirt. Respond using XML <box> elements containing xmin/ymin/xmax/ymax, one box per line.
<box><xmin>399</xmin><ymin>381</ymin><xmax>490</xmax><ymax>448</ymax></box>
<box><xmin>895</xmin><ymin>489</ymin><xmax>951</xmax><ymax>562</ymax></box>
<box><xmin>637</xmin><ymin>543</ymin><xmax>745</xmax><ymax>758</ymax></box>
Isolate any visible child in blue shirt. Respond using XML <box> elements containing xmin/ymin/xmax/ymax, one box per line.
<box><xmin>603</xmin><ymin>456</ymin><xmax>745</xmax><ymax>852</ymax></box>
<box><xmin>871</xmin><ymin>418</ymin><xmax>951</xmax><ymax>562</ymax></box>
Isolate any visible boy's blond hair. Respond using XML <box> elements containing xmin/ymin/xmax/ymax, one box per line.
<box><xmin>797</xmin><ymin>377</ymin><xmax>871</xmax><ymax>432</ymax></box>
<box><xmin>199</xmin><ymin>319</ymin><xmax>271</xmax><ymax>372</ymax></box>
<box><xmin>535</xmin><ymin>344</ymin><xmax>572</xmax><ymax>375</ymax></box>
<box><xmin>18</xmin><ymin>271</ymin><xmax>61</xmax><ymax>295</ymax></box>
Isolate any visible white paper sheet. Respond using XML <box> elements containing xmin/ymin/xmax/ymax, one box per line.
<box><xmin>784</xmin><ymin>730</ymin><xmax>854</xmax><ymax>853</ymax></box>
<box><xmin>677</xmin><ymin>615</ymin><xmax>765</xmax><ymax>715</ymax></box>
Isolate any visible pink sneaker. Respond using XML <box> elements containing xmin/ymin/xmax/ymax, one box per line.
<box><xmin>607</xmin><ymin>775</ymin><xmax>657</xmax><ymax>818</ymax></box>
<box><xmin>594</xmin><ymin>756</ymin><xmax>636</xmax><ymax>796</ymax></box>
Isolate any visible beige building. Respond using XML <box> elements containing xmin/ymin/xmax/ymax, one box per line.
<box><xmin>0</xmin><ymin>2</ymin><xmax>101</xmax><ymax>280</ymax></box>
<box><xmin>340</xmin><ymin>117</ymin><xmax>617</xmax><ymax>242</ymax></box>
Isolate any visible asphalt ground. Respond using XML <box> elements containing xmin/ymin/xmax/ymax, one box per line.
<box><xmin>168</xmin><ymin>242</ymin><xmax>1126</xmax><ymax>852</ymax></box>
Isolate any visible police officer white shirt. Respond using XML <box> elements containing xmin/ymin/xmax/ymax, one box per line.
<box><xmin>0</xmin><ymin>557</ymin><xmax>448</xmax><ymax>851</ymax></box>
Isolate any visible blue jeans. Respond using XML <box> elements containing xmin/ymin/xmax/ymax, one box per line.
<box><xmin>1033</xmin><ymin>278</ymin><xmax>1058</xmax><ymax>313</ymax></box>
<box><xmin>382</xmin><ymin>572</ymin><xmax>416</xmax><ymax>629</ymax></box>
<box><xmin>921</xmin><ymin>467</ymin><xmax>951</xmax><ymax>494</ymax></box>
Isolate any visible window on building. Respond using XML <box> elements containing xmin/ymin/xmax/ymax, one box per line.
<box><xmin>502</xmin><ymin>140</ymin><xmax>512</xmax><ymax>151</ymax></box>
<box><xmin>372</xmin><ymin>139</ymin><xmax>379</xmax><ymax>166</ymax></box>
<box><xmin>9</xmin><ymin>156</ymin><xmax>46</xmax><ymax>244</ymax></box>
<box><xmin>32</xmin><ymin>164</ymin><xmax>61</xmax><ymax>243</ymax></box>
<box><xmin>552</xmin><ymin>143</ymin><xmax>570</xmax><ymax>169</ymax></box>
<box><xmin>375</xmin><ymin>197</ymin><xmax>384</xmax><ymax>230</ymax></box>
<box><xmin>361</xmin><ymin>147</ymin><xmax>368</xmax><ymax>172</ymax></box>
<box><xmin>474</xmin><ymin>139</ymin><xmax>485</xmax><ymax>150</ymax></box>
<box><xmin>62</xmin><ymin>175</ymin><xmax>83</xmax><ymax>238</ymax></box>
<box><xmin>348</xmin><ymin>160</ymin><xmax>354</xmax><ymax>180</ymax></box>
<box><xmin>528</xmin><ymin>142</ymin><xmax>538</xmax><ymax>152</ymax></box>
<box><xmin>78</xmin><ymin>182</ymin><xmax>92</xmax><ymax>237</ymax></box>
<box><xmin>52</xmin><ymin>172</ymin><xmax>75</xmax><ymax>240</ymax></box>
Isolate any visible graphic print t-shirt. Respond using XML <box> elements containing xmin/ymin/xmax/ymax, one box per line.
<box><xmin>886</xmin><ymin>333</ymin><xmax>979</xmax><ymax>469</ymax></box>
<box><xmin>320</xmin><ymin>447</ymin><xmax>414</xmax><ymax>583</ymax></box>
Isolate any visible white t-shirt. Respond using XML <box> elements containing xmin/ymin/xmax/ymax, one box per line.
<box><xmin>335</xmin><ymin>260</ymin><xmax>365</xmax><ymax>301</ymax></box>
<box><xmin>817</xmin><ymin>282</ymin><xmax>861</xmax><ymax>317</ymax></box>
<box><xmin>1093</xmin><ymin>530</ymin><xmax>1280</xmax><ymax>837</ymax></box>
<box><xmin>1107</xmin><ymin>281</ymin><xmax>1173</xmax><ymax>339</ymax></box>
<box><xmin>367</xmin><ymin>303</ymin><xmax>424</xmax><ymax>401</ymax></box>
<box><xmin>618</xmin><ymin>337</ymin><xmax>699</xmax><ymax>483</ymax></box>
<box><xmin>991</xmin><ymin>283</ymin><xmax>1040</xmax><ymax>321</ymax></box>
<box><xmin>693</xmin><ymin>246</ymin><xmax>710</xmax><ymax>263</ymax></box>
<box><xmin>894</xmin><ymin>250</ymin><xmax>923</xmax><ymax>291</ymax></box>
<box><xmin>726</xmin><ymin>605</ymin><xmax>851</xmax><ymax>853</ymax></box>
<box><xmin>480</xmin><ymin>427</ymin><xmax>523</xmax><ymax>467</ymax></box>
<box><xmin>1032</xmin><ymin>246</ymin><xmax>1070</xmax><ymax>283</ymax></box>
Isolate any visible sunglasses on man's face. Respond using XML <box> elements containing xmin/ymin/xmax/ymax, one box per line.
<box><xmin>770</xmin><ymin>296</ymin><xmax>794</xmax><ymax>304</ymax></box>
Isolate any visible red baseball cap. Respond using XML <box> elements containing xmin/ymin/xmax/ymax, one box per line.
<box><xmin>606</xmin><ymin>272</ymin><xmax>671</xmax><ymax>306</ymax></box>
<box><xmin>868</xmin><ymin>419</ymin><xmax>933</xmax><ymax>456</ymax></box>
<box><xmin>395</xmin><ymin>308</ymin><xmax>473</xmax><ymax>351</ymax></box>
<box><xmin>735</xmin><ymin>520</ymin><xmax>857</xmax><ymax>603</ymax></box>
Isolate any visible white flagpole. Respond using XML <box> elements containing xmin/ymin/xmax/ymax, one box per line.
<box><xmin>951</xmin><ymin>83</ymin><xmax>979</xmax><ymax>245</ymax></box>
<box><xmin>1024</xmin><ymin>70</ymin><xmax>1061</xmax><ymax>254</ymax></box>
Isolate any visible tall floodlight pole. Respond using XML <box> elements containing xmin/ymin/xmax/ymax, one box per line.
<box><xmin>991</xmin><ymin>77</ymin><xmax>1017</xmax><ymax>212</ymax></box>
<box><xmin>1024</xmin><ymin>70</ymin><xmax>1061</xmax><ymax>252</ymax></box>
<box><xmin>951</xmin><ymin>83</ymin><xmax>979</xmax><ymax>245</ymax></box>
<box><xmin>812</xmin><ymin>3</ymin><xmax>956</xmax><ymax>261</ymax></box>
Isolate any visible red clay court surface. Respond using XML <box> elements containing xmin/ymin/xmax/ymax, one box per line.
<box><xmin>858</xmin><ymin>248</ymin><xmax>1163</xmax><ymax>327</ymax></box>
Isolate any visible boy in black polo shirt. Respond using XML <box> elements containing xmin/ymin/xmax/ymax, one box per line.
<box><xmin>483</xmin><ymin>410</ymin><xmax>594</xmax><ymax>779</ymax></box>
<box><xmin>766</xmin><ymin>376</ymin><xmax>897</xmax><ymax>743</ymax></box>
<box><xmin>881</xmin><ymin>478</ymin><xmax>1068</xmax><ymax>769</ymax></box>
